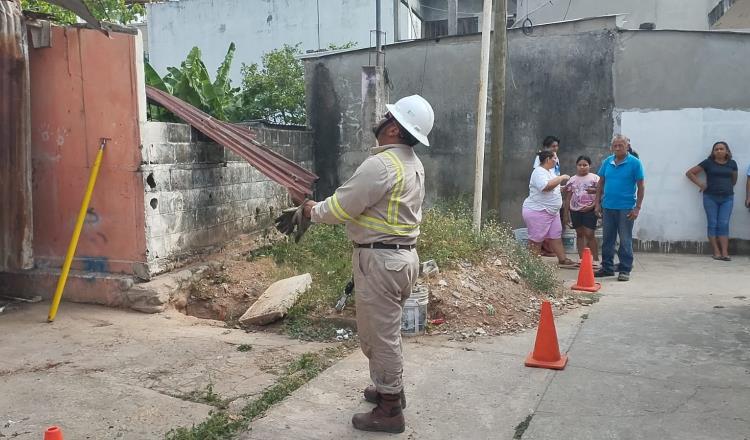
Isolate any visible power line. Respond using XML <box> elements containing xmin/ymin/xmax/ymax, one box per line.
<box><xmin>562</xmin><ymin>0</ymin><xmax>573</xmax><ymax>20</ymax></box>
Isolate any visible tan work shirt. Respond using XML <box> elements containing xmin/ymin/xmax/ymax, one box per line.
<box><xmin>311</xmin><ymin>144</ymin><xmax>425</xmax><ymax>245</ymax></box>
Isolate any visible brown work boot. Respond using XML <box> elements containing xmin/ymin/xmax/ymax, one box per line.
<box><xmin>363</xmin><ymin>386</ymin><xmax>407</xmax><ymax>409</ymax></box>
<box><xmin>352</xmin><ymin>393</ymin><xmax>405</xmax><ymax>433</ymax></box>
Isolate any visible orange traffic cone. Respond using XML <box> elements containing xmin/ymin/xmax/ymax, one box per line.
<box><xmin>571</xmin><ymin>247</ymin><xmax>601</xmax><ymax>292</ymax></box>
<box><xmin>44</xmin><ymin>426</ymin><xmax>63</xmax><ymax>440</ymax></box>
<box><xmin>524</xmin><ymin>301</ymin><xmax>568</xmax><ymax>370</ymax></box>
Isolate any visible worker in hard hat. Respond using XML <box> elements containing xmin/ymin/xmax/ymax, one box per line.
<box><xmin>301</xmin><ymin>95</ymin><xmax>434</xmax><ymax>433</ymax></box>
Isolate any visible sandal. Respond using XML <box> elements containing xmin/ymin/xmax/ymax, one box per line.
<box><xmin>558</xmin><ymin>258</ymin><xmax>578</xmax><ymax>269</ymax></box>
<box><xmin>721</xmin><ymin>256</ymin><xmax>732</xmax><ymax>261</ymax></box>
<box><xmin>712</xmin><ymin>255</ymin><xmax>722</xmax><ymax>260</ymax></box>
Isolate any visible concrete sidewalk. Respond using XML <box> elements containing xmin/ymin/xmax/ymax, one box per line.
<box><xmin>242</xmin><ymin>254</ymin><xmax>750</xmax><ymax>439</ymax></box>
<box><xmin>0</xmin><ymin>304</ymin><xmax>325</xmax><ymax>439</ymax></box>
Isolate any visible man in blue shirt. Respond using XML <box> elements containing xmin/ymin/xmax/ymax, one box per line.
<box><xmin>594</xmin><ymin>134</ymin><xmax>645</xmax><ymax>281</ymax></box>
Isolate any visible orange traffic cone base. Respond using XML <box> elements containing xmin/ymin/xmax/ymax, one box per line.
<box><xmin>524</xmin><ymin>353</ymin><xmax>568</xmax><ymax>370</ymax></box>
<box><xmin>571</xmin><ymin>282</ymin><xmax>601</xmax><ymax>292</ymax></box>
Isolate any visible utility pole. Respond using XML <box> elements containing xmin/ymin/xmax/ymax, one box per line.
<box><xmin>393</xmin><ymin>0</ymin><xmax>400</xmax><ymax>42</ymax></box>
<box><xmin>488</xmin><ymin>0</ymin><xmax>507</xmax><ymax>217</ymax></box>
<box><xmin>448</xmin><ymin>0</ymin><xmax>458</xmax><ymax>35</ymax></box>
<box><xmin>376</xmin><ymin>0</ymin><xmax>384</xmax><ymax>67</ymax></box>
<box><xmin>472</xmin><ymin>0</ymin><xmax>493</xmax><ymax>231</ymax></box>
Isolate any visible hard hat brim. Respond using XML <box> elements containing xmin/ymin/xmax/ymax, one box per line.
<box><xmin>386</xmin><ymin>104</ymin><xmax>430</xmax><ymax>146</ymax></box>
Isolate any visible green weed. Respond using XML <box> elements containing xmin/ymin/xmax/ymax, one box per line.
<box><xmin>164</xmin><ymin>347</ymin><xmax>350</xmax><ymax>439</ymax></box>
<box><xmin>266</xmin><ymin>197</ymin><xmax>560</xmax><ymax>338</ymax></box>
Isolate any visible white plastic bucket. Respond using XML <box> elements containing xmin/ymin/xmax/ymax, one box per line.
<box><xmin>401</xmin><ymin>285</ymin><xmax>428</xmax><ymax>336</ymax></box>
<box><xmin>562</xmin><ymin>229</ymin><xmax>577</xmax><ymax>254</ymax></box>
<box><xmin>513</xmin><ymin>228</ymin><xmax>529</xmax><ymax>247</ymax></box>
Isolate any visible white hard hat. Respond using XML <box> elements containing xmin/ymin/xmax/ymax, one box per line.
<box><xmin>385</xmin><ymin>95</ymin><xmax>435</xmax><ymax>146</ymax></box>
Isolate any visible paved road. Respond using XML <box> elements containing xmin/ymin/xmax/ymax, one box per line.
<box><xmin>242</xmin><ymin>254</ymin><xmax>750</xmax><ymax>439</ymax></box>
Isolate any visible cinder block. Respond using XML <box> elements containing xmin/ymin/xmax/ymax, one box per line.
<box><xmin>142</xmin><ymin>167</ymin><xmax>172</xmax><ymax>192</ymax></box>
<box><xmin>146</xmin><ymin>235</ymin><xmax>168</xmax><ymax>260</ymax></box>
<box><xmin>144</xmin><ymin>194</ymin><xmax>161</xmax><ymax>216</ymax></box>
<box><xmin>140</xmin><ymin>121</ymin><xmax>168</xmax><ymax>144</ymax></box>
<box><xmin>157</xmin><ymin>191</ymin><xmax>186</xmax><ymax>214</ymax></box>
<box><xmin>170</xmin><ymin>169</ymin><xmax>193</xmax><ymax>191</ymax></box>
<box><xmin>145</xmin><ymin>214</ymin><xmax>167</xmax><ymax>238</ymax></box>
<box><xmin>203</xmin><ymin>142</ymin><xmax>225</xmax><ymax>163</ymax></box>
<box><xmin>195</xmin><ymin>206</ymin><xmax>218</xmax><ymax>227</ymax></box>
<box><xmin>225</xmin><ymin>149</ymin><xmax>243</xmax><ymax>162</ymax></box>
<box><xmin>174</xmin><ymin>143</ymin><xmax>199</xmax><ymax>164</ymax></box>
<box><xmin>166</xmin><ymin>123</ymin><xmax>192</xmax><ymax>143</ymax></box>
<box><xmin>147</xmin><ymin>142</ymin><xmax>176</xmax><ymax>164</ymax></box>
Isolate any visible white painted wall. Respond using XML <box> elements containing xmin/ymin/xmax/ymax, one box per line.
<box><xmin>620</xmin><ymin>109</ymin><xmax>750</xmax><ymax>242</ymax></box>
<box><xmin>147</xmin><ymin>0</ymin><xmax>419</xmax><ymax>84</ymax></box>
<box><xmin>515</xmin><ymin>0</ymin><xmax>716</xmax><ymax>30</ymax></box>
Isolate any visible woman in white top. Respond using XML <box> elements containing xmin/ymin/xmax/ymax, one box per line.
<box><xmin>522</xmin><ymin>150</ymin><xmax>576</xmax><ymax>267</ymax></box>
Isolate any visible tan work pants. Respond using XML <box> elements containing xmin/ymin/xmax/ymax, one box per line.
<box><xmin>353</xmin><ymin>247</ymin><xmax>419</xmax><ymax>395</ymax></box>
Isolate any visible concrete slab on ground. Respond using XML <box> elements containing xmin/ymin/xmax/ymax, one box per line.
<box><xmin>241</xmin><ymin>308</ymin><xmax>587</xmax><ymax>439</ymax></box>
<box><xmin>242</xmin><ymin>253</ymin><xmax>750</xmax><ymax>440</ymax></box>
<box><xmin>0</xmin><ymin>303</ymin><xmax>326</xmax><ymax>439</ymax></box>
<box><xmin>523</xmin><ymin>253</ymin><xmax>750</xmax><ymax>440</ymax></box>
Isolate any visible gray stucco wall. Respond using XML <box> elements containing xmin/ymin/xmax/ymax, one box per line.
<box><xmin>303</xmin><ymin>18</ymin><xmax>750</xmax><ymax>249</ymax></box>
<box><xmin>304</xmin><ymin>18</ymin><xmax>617</xmax><ymax>226</ymax></box>
<box><xmin>614</xmin><ymin>30</ymin><xmax>750</xmax><ymax>111</ymax></box>
<box><xmin>140</xmin><ymin>122</ymin><xmax>313</xmax><ymax>275</ymax></box>
<box><xmin>501</xmin><ymin>28</ymin><xmax>616</xmax><ymax>225</ymax></box>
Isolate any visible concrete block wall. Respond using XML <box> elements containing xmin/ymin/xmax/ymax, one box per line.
<box><xmin>140</xmin><ymin>121</ymin><xmax>313</xmax><ymax>276</ymax></box>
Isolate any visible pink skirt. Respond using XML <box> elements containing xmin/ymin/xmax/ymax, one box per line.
<box><xmin>522</xmin><ymin>208</ymin><xmax>562</xmax><ymax>242</ymax></box>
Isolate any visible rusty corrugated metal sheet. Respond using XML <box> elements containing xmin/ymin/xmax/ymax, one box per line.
<box><xmin>0</xmin><ymin>0</ymin><xmax>33</xmax><ymax>271</ymax></box>
<box><xmin>145</xmin><ymin>85</ymin><xmax>317</xmax><ymax>204</ymax></box>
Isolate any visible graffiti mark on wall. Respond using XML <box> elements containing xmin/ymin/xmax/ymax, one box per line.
<box><xmin>82</xmin><ymin>257</ymin><xmax>109</xmax><ymax>273</ymax></box>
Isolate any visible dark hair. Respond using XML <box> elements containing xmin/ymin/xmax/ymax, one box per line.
<box><xmin>542</xmin><ymin>136</ymin><xmax>560</xmax><ymax>149</ymax></box>
<box><xmin>628</xmin><ymin>146</ymin><xmax>640</xmax><ymax>159</ymax></box>
<box><xmin>575</xmin><ymin>155</ymin><xmax>592</xmax><ymax>165</ymax></box>
<box><xmin>709</xmin><ymin>141</ymin><xmax>732</xmax><ymax>161</ymax></box>
<box><xmin>538</xmin><ymin>150</ymin><xmax>555</xmax><ymax>165</ymax></box>
<box><xmin>398</xmin><ymin>125</ymin><xmax>420</xmax><ymax>146</ymax></box>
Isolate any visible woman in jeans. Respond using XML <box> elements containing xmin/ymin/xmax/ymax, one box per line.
<box><xmin>523</xmin><ymin>150</ymin><xmax>576</xmax><ymax>267</ymax></box>
<box><xmin>685</xmin><ymin>141</ymin><xmax>738</xmax><ymax>261</ymax></box>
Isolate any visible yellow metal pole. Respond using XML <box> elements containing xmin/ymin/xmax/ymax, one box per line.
<box><xmin>48</xmin><ymin>138</ymin><xmax>108</xmax><ymax>322</ymax></box>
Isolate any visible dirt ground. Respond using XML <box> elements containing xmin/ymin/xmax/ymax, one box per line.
<box><xmin>169</xmin><ymin>234</ymin><xmax>580</xmax><ymax>338</ymax></box>
<box><xmin>423</xmin><ymin>253</ymin><xmax>579</xmax><ymax>337</ymax></box>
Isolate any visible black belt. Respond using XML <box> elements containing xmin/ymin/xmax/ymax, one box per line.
<box><xmin>355</xmin><ymin>242</ymin><xmax>416</xmax><ymax>250</ymax></box>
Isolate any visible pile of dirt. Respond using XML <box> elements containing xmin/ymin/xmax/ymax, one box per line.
<box><xmin>174</xmin><ymin>233</ymin><xmax>580</xmax><ymax>337</ymax></box>
<box><xmin>421</xmin><ymin>254</ymin><xmax>579</xmax><ymax>337</ymax></box>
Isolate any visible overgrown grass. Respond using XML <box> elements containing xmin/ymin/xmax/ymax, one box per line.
<box><xmin>164</xmin><ymin>347</ymin><xmax>350</xmax><ymax>440</ymax></box>
<box><xmin>267</xmin><ymin>225</ymin><xmax>353</xmax><ymax>340</ymax></box>
<box><xmin>263</xmin><ymin>197</ymin><xmax>558</xmax><ymax>340</ymax></box>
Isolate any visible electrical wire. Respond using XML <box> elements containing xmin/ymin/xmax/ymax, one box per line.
<box><xmin>562</xmin><ymin>0</ymin><xmax>573</xmax><ymax>20</ymax></box>
<box><xmin>420</xmin><ymin>3</ymin><xmax>483</xmax><ymax>17</ymax></box>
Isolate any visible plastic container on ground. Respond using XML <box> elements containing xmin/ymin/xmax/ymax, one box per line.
<box><xmin>513</xmin><ymin>228</ymin><xmax>529</xmax><ymax>248</ymax></box>
<box><xmin>562</xmin><ymin>229</ymin><xmax>577</xmax><ymax>254</ymax></box>
<box><xmin>402</xmin><ymin>285</ymin><xmax>428</xmax><ymax>336</ymax></box>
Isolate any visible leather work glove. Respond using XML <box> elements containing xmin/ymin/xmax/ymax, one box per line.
<box><xmin>274</xmin><ymin>206</ymin><xmax>298</xmax><ymax>236</ymax></box>
<box><xmin>274</xmin><ymin>200</ymin><xmax>312</xmax><ymax>243</ymax></box>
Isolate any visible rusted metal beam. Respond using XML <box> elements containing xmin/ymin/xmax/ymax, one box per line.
<box><xmin>0</xmin><ymin>0</ymin><xmax>34</xmax><ymax>270</ymax></box>
<box><xmin>145</xmin><ymin>86</ymin><xmax>317</xmax><ymax>204</ymax></box>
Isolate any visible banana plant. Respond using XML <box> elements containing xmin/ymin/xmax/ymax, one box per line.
<box><xmin>145</xmin><ymin>43</ymin><xmax>240</xmax><ymax>122</ymax></box>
